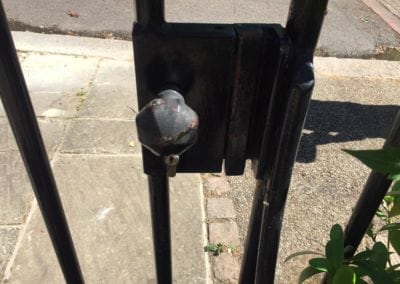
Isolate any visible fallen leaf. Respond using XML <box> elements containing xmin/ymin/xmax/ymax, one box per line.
<box><xmin>102</xmin><ymin>32</ymin><xmax>114</xmax><ymax>39</ymax></box>
<box><xmin>67</xmin><ymin>10</ymin><xmax>79</xmax><ymax>18</ymax></box>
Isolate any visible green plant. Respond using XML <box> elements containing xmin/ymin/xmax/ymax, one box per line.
<box><xmin>286</xmin><ymin>148</ymin><xmax>400</xmax><ymax>283</ymax></box>
<box><xmin>75</xmin><ymin>89</ymin><xmax>88</xmax><ymax>111</ymax></box>
<box><xmin>203</xmin><ymin>242</ymin><xmax>237</xmax><ymax>256</ymax></box>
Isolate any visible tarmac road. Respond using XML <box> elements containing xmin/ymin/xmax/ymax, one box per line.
<box><xmin>2</xmin><ymin>0</ymin><xmax>400</xmax><ymax>58</ymax></box>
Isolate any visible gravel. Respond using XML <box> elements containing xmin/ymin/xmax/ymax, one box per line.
<box><xmin>227</xmin><ymin>74</ymin><xmax>400</xmax><ymax>283</ymax></box>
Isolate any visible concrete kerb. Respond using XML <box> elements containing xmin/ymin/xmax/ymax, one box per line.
<box><xmin>12</xmin><ymin>31</ymin><xmax>133</xmax><ymax>61</ymax></box>
<box><xmin>12</xmin><ymin>31</ymin><xmax>400</xmax><ymax>79</ymax></box>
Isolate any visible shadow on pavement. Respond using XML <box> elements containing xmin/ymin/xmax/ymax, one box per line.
<box><xmin>297</xmin><ymin>100</ymin><xmax>400</xmax><ymax>163</ymax></box>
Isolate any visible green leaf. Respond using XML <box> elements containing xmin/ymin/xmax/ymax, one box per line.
<box><xmin>375</xmin><ymin>208</ymin><xmax>387</xmax><ymax>221</ymax></box>
<box><xmin>309</xmin><ymin>258</ymin><xmax>331</xmax><ymax>272</ymax></box>
<box><xmin>352</xmin><ymin>265</ymin><xmax>369</xmax><ymax>278</ymax></box>
<box><xmin>351</xmin><ymin>250</ymin><xmax>375</xmax><ymax>262</ymax></box>
<box><xmin>357</xmin><ymin>260</ymin><xmax>392</xmax><ymax>284</ymax></box>
<box><xmin>389</xmin><ymin>230</ymin><xmax>400</xmax><ymax>255</ymax></box>
<box><xmin>298</xmin><ymin>266</ymin><xmax>323</xmax><ymax>283</ymax></box>
<box><xmin>330</xmin><ymin>224</ymin><xmax>344</xmax><ymax>243</ymax></box>
<box><xmin>332</xmin><ymin>265</ymin><xmax>356</xmax><ymax>284</ymax></box>
<box><xmin>390</xmin><ymin>174</ymin><xmax>400</xmax><ymax>181</ymax></box>
<box><xmin>388</xmin><ymin>270</ymin><xmax>400</xmax><ymax>282</ymax></box>
<box><xmin>204</xmin><ymin>244</ymin><xmax>218</xmax><ymax>252</ymax></box>
<box><xmin>379</xmin><ymin>223</ymin><xmax>400</xmax><ymax>232</ymax></box>
<box><xmin>284</xmin><ymin>250</ymin><xmax>324</xmax><ymax>263</ymax></box>
<box><xmin>385</xmin><ymin>195</ymin><xmax>395</xmax><ymax>204</ymax></box>
<box><xmin>391</xmin><ymin>181</ymin><xmax>400</xmax><ymax>203</ymax></box>
<box><xmin>326</xmin><ymin>240</ymin><xmax>344</xmax><ymax>271</ymax></box>
<box><xmin>343</xmin><ymin>149</ymin><xmax>400</xmax><ymax>175</ymax></box>
<box><xmin>370</xmin><ymin>242</ymin><xmax>389</xmax><ymax>271</ymax></box>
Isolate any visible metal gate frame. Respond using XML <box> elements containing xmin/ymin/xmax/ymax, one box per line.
<box><xmin>1</xmin><ymin>0</ymin><xmax>398</xmax><ymax>283</ymax></box>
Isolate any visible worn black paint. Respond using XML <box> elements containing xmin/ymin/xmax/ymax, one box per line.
<box><xmin>148</xmin><ymin>175</ymin><xmax>172</xmax><ymax>284</ymax></box>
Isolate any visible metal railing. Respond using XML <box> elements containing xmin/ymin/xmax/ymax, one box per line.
<box><xmin>4</xmin><ymin>1</ymin><xmax>396</xmax><ymax>284</ymax></box>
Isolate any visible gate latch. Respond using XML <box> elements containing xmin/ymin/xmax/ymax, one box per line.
<box><xmin>136</xmin><ymin>89</ymin><xmax>199</xmax><ymax>177</ymax></box>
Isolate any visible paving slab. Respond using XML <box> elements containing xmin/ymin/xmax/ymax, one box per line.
<box><xmin>6</xmin><ymin>156</ymin><xmax>207</xmax><ymax>283</ymax></box>
<box><xmin>0</xmin><ymin>117</ymin><xmax>65</xmax><ymax>157</ymax></box>
<box><xmin>60</xmin><ymin>119</ymin><xmax>139</xmax><ymax>154</ymax></box>
<box><xmin>0</xmin><ymin>152</ymin><xmax>32</xmax><ymax>225</ymax></box>
<box><xmin>0</xmin><ymin>118</ymin><xmax>64</xmax><ymax>225</ymax></box>
<box><xmin>0</xmin><ymin>227</ymin><xmax>20</xmax><ymax>279</ymax></box>
<box><xmin>79</xmin><ymin>59</ymin><xmax>138</xmax><ymax>119</ymax></box>
<box><xmin>29</xmin><ymin>91</ymin><xmax>80</xmax><ymax>118</ymax></box>
<box><xmin>20</xmin><ymin>53</ymin><xmax>99</xmax><ymax>94</ymax></box>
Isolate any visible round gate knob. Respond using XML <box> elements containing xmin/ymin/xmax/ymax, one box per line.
<box><xmin>136</xmin><ymin>89</ymin><xmax>199</xmax><ymax>157</ymax></box>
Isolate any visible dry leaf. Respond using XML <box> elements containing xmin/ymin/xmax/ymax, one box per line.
<box><xmin>67</xmin><ymin>10</ymin><xmax>79</xmax><ymax>18</ymax></box>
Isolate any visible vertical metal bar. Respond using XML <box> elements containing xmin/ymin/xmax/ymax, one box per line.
<box><xmin>148</xmin><ymin>174</ymin><xmax>172</xmax><ymax>284</ymax></box>
<box><xmin>239</xmin><ymin>180</ymin><xmax>268</xmax><ymax>283</ymax></box>
<box><xmin>254</xmin><ymin>57</ymin><xmax>315</xmax><ymax>284</ymax></box>
<box><xmin>135</xmin><ymin>0</ymin><xmax>164</xmax><ymax>27</ymax></box>
<box><xmin>239</xmin><ymin>41</ymin><xmax>291</xmax><ymax>283</ymax></box>
<box><xmin>344</xmin><ymin>110</ymin><xmax>400</xmax><ymax>258</ymax></box>
<box><xmin>0</xmin><ymin>2</ymin><xmax>84</xmax><ymax>283</ymax></box>
<box><xmin>239</xmin><ymin>1</ymin><xmax>329</xmax><ymax>283</ymax></box>
<box><xmin>286</xmin><ymin>0</ymin><xmax>329</xmax><ymax>51</ymax></box>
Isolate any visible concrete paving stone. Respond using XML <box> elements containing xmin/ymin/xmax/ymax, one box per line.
<box><xmin>30</xmin><ymin>91</ymin><xmax>80</xmax><ymax>118</ymax></box>
<box><xmin>60</xmin><ymin>119</ymin><xmax>139</xmax><ymax>154</ymax></box>
<box><xmin>209</xmin><ymin>222</ymin><xmax>240</xmax><ymax>247</ymax></box>
<box><xmin>0</xmin><ymin>118</ymin><xmax>64</xmax><ymax>225</ymax></box>
<box><xmin>5</xmin><ymin>156</ymin><xmax>207</xmax><ymax>283</ymax></box>
<box><xmin>20</xmin><ymin>53</ymin><xmax>99</xmax><ymax>94</ymax></box>
<box><xmin>0</xmin><ymin>152</ymin><xmax>33</xmax><ymax>225</ymax></box>
<box><xmin>169</xmin><ymin>173</ymin><xmax>209</xmax><ymax>283</ymax></box>
<box><xmin>0</xmin><ymin>118</ymin><xmax>65</xmax><ymax>158</ymax></box>
<box><xmin>0</xmin><ymin>227</ymin><xmax>20</xmax><ymax>279</ymax></box>
<box><xmin>204</xmin><ymin>175</ymin><xmax>231</xmax><ymax>196</ymax></box>
<box><xmin>213</xmin><ymin>252</ymin><xmax>239</xmax><ymax>283</ymax></box>
<box><xmin>207</xmin><ymin>198</ymin><xmax>236</xmax><ymax>219</ymax></box>
<box><xmin>0</xmin><ymin>119</ymin><xmax>17</xmax><ymax>152</ymax></box>
<box><xmin>79</xmin><ymin>60</ymin><xmax>138</xmax><ymax>119</ymax></box>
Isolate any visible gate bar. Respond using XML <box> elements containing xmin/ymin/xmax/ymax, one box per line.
<box><xmin>148</xmin><ymin>175</ymin><xmax>172</xmax><ymax>283</ymax></box>
<box><xmin>136</xmin><ymin>0</ymin><xmax>164</xmax><ymax>27</ymax></box>
<box><xmin>240</xmin><ymin>1</ymin><xmax>328</xmax><ymax>283</ymax></box>
<box><xmin>254</xmin><ymin>54</ymin><xmax>315</xmax><ymax>284</ymax></box>
<box><xmin>344</xmin><ymin>110</ymin><xmax>400</xmax><ymax>258</ymax></box>
<box><xmin>0</xmin><ymin>2</ymin><xmax>84</xmax><ymax>283</ymax></box>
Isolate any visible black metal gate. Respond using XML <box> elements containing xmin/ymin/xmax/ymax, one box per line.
<box><xmin>2</xmin><ymin>0</ymin><xmax>398</xmax><ymax>283</ymax></box>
